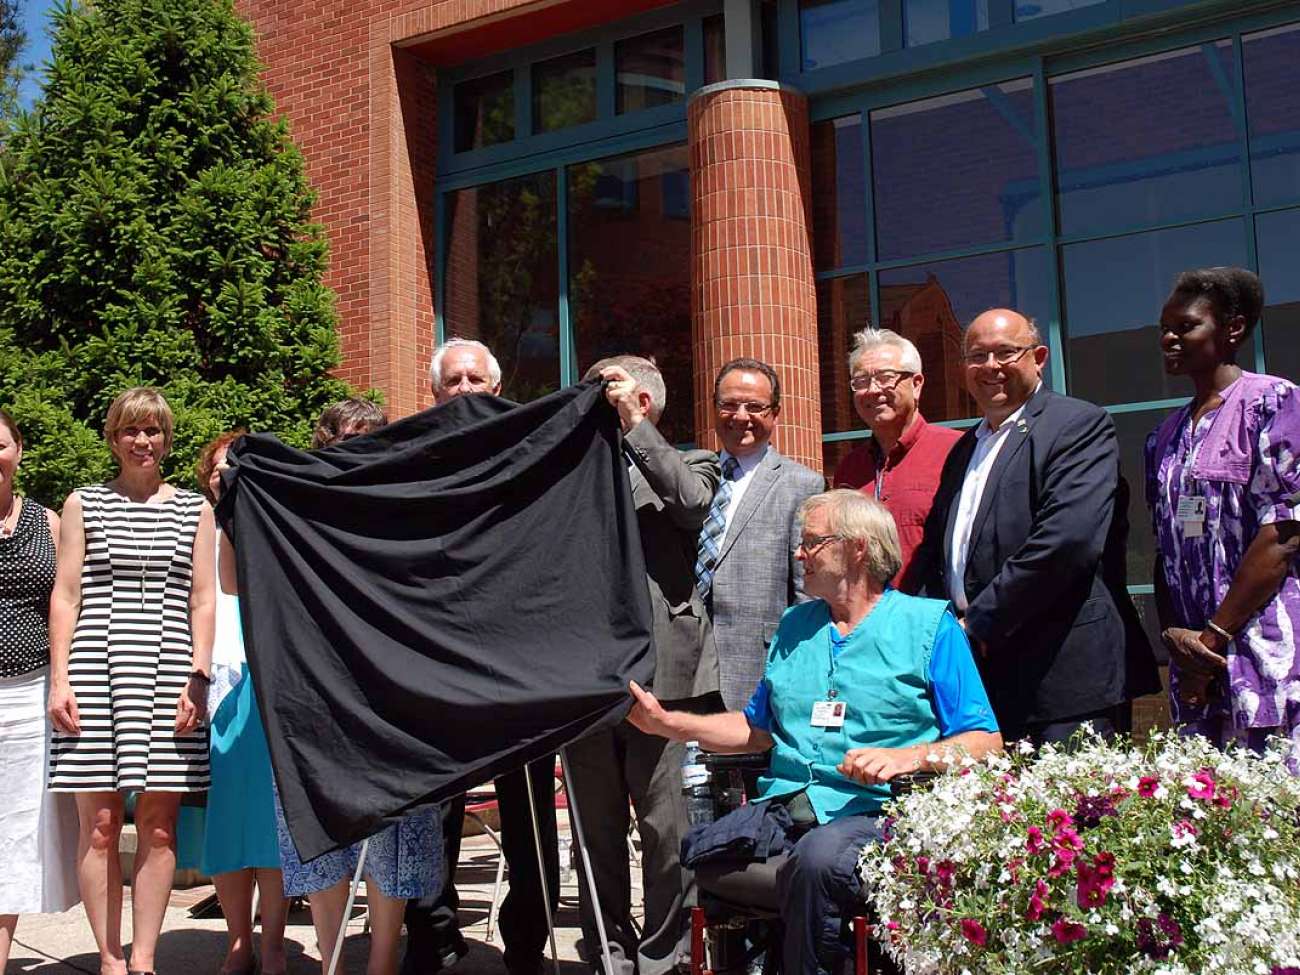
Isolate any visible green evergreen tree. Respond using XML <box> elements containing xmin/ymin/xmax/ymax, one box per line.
<box><xmin>0</xmin><ymin>0</ymin><xmax>22</xmax><ymax>124</ymax></box>
<box><xmin>0</xmin><ymin>0</ymin><xmax>353</xmax><ymax>505</ymax></box>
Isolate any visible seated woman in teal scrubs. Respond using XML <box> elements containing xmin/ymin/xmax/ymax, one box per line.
<box><xmin>628</xmin><ymin>489</ymin><xmax>1002</xmax><ymax>975</ymax></box>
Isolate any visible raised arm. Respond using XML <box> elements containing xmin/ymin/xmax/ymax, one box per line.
<box><xmin>626</xmin><ymin>680</ymin><xmax>773</xmax><ymax>755</ymax></box>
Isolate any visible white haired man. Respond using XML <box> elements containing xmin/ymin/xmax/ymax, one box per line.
<box><xmin>832</xmin><ymin>327</ymin><xmax>961</xmax><ymax>593</ymax></box>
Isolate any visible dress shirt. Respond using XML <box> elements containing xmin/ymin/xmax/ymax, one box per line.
<box><xmin>833</xmin><ymin>414</ymin><xmax>962</xmax><ymax>592</ymax></box>
<box><xmin>947</xmin><ymin>388</ymin><xmax>1039</xmax><ymax>611</ymax></box>
<box><xmin>720</xmin><ymin>446</ymin><xmax>766</xmax><ymax>541</ymax></box>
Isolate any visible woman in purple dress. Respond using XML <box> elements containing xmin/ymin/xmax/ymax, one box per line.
<box><xmin>1146</xmin><ymin>266</ymin><xmax>1300</xmax><ymax>772</ymax></box>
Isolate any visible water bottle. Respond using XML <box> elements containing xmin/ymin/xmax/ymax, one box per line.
<box><xmin>682</xmin><ymin>740</ymin><xmax>713</xmax><ymax>826</ymax></box>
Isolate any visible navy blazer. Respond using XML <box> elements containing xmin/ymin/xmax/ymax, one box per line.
<box><xmin>911</xmin><ymin>387</ymin><xmax>1158</xmax><ymax>734</ymax></box>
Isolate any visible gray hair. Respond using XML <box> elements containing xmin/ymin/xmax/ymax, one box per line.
<box><xmin>429</xmin><ymin>337</ymin><xmax>502</xmax><ymax>389</ymax></box>
<box><xmin>849</xmin><ymin>328</ymin><xmax>923</xmax><ymax>375</ymax></box>
<box><xmin>583</xmin><ymin>355</ymin><xmax>667</xmax><ymax>421</ymax></box>
<box><xmin>798</xmin><ymin>489</ymin><xmax>903</xmax><ymax>586</ymax></box>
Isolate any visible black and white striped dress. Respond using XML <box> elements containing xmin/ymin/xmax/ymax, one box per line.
<box><xmin>49</xmin><ymin>485</ymin><xmax>210</xmax><ymax>792</ymax></box>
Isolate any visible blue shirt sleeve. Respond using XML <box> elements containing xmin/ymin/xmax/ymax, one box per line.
<box><xmin>928</xmin><ymin>612</ymin><xmax>999</xmax><ymax>735</ymax></box>
<box><xmin>743</xmin><ymin>678</ymin><xmax>772</xmax><ymax>732</ymax></box>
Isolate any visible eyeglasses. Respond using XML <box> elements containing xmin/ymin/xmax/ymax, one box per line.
<box><xmin>961</xmin><ymin>346</ymin><xmax>1037</xmax><ymax>367</ymax></box>
<box><xmin>797</xmin><ymin>532</ymin><xmax>840</xmax><ymax>555</ymax></box>
<box><xmin>849</xmin><ymin>370</ymin><xmax>914</xmax><ymax>392</ymax></box>
<box><xmin>716</xmin><ymin>401</ymin><xmax>776</xmax><ymax>417</ymax></box>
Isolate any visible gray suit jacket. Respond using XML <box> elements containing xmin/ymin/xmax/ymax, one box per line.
<box><xmin>623</xmin><ymin>420</ymin><xmax>723</xmax><ymax>706</ymax></box>
<box><xmin>709</xmin><ymin>447</ymin><xmax>825</xmax><ymax>709</ymax></box>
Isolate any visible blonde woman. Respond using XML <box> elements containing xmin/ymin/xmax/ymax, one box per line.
<box><xmin>48</xmin><ymin>387</ymin><xmax>215</xmax><ymax>975</ymax></box>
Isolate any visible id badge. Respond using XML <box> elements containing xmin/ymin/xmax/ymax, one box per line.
<box><xmin>1176</xmin><ymin>495</ymin><xmax>1207</xmax><ymax>538</ymax></box>
<box><xmin>811</xmin><ymin>700</ymin><xmax>846</xmax><ymax>728</ymax></box>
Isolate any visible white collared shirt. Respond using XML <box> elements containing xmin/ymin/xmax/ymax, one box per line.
<box><xmin>720</xmin><ymin>445</ymin><xmax>767</xmax><ymax>541</ymax></box>
<box><xmin>946</xmin><ymin>388</ymin><xmax>1039</xmax><ymax>611</ymax></box>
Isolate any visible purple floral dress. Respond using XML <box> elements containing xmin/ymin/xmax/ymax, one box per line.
<box><xmin>1145</xmin><ymin>374</ymin><xmax>1300</xmax><ymax>772</ymax></box>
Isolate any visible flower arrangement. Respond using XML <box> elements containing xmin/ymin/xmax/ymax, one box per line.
<box><xmin>860</xmin><ymin>731</ymin><xmax>1300</xmax><ymax>974</ymax></box>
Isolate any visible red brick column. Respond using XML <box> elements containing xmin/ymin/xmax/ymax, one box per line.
<box><xmin>688</xmin><ymin>81</ymin><xmax>822</xmax><ymax>473</ymax></box>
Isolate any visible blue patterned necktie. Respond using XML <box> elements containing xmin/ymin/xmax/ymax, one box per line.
<box><xmin>694</xmin><ymin>455</ymin><xmax>741</xmax><ymax>599</ymax></box>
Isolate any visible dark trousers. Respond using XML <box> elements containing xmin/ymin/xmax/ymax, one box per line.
<box><xmin>1021</xmin><ymin>702</ymin><xmax>1132</xmax><ymax>748</ymax></box>
<box><xmin>405</xmin><ymin>754</ymin><xmax>560</xmax><ymax>972</ymax></box>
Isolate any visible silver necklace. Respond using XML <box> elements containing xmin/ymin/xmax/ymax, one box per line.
<box><xmin>116</xmin><ymin>492</ymin><xmax>166</xmax><ymax>611</ymax></box>
<box><xmin>0</xmin><ymin>494</ymin><xmax>16</xmax><ymax>540</ymax></box>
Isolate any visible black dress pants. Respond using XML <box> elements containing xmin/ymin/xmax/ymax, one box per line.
<box><xmin>404</xmin><ymin>754</ymin><xmax>560</xmax><ymax>974</ymax></box>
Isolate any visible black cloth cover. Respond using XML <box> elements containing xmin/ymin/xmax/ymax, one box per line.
<box><xmin>215</xmin><ymin>381</ymin><xmax>655</xmax><ymax>861</ymax></box>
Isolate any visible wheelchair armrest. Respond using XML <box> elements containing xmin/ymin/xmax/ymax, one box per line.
<box><xmin>702</xmin><ymin>751</ymin><xmax>770</xmax><ymax>772</ymax></box>
<box><xmin>888</xmin><ymin>771</ymin><xmax>938</xmax><ymax>796</ymax></box>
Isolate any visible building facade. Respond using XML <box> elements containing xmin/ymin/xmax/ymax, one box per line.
<box><xmin>237</xmin><ymin>0</ymin><xmax>1300</xmax><ymax>691</ymax></box>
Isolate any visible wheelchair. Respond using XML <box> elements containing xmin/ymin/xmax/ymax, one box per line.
<box><xmin>688</xmin><ymin>753</ymin><xmax>931</xmax><ymax>975</ymax></box>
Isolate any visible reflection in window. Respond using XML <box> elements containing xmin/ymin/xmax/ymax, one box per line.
<box><xmin>704</xmin><ymin>15</ymin><xmax>726</xmax><ymax>86</ymax></box>
<box><xmin>877</xmin><ymin>248</ymin><xmax>1051</xmax><ymax>421</ymax></box>
<box><xmin>1051</xmin><ymin>44</ymin><xmax>1243</xmax><ymax>238</ymax></box>
<box><xmin>616</xmin><ymin>26</ymin><xmax>685</xmax><ymax>114</ymax></box>
<box><xmin>905</xmin><ymin>0</ymin><xmax>989</xmax><ymax>47</ymax></box>
<box><xmin>568</xmin><ymin>145</ymin><xmax>694</xmax><ymax>445</ymax></box>
<box><xmin>443</xmin><ymin>174</ymin><xmax>560</xmax><ymax>401</ymax></box>
<box><xmin>811</xmin><ymin>115</ymin><xmax>867</xmax><ymax>270</ymax></box>
<box><xmin>800</xmin><ymin>0</ymin><xmax>881</xmax><ymax>71</ymax></box>
<box><xmin>871</xmin><ymin>79</ymin><xmax>1040</xmax><ymax>261</ymax></box>
<box><xmin>1061</xmin><ymin>219</ymin><xmax>1248</xmax><ymax>407</ymax></box>
<box><xmin>533</xmin><ymin>49</ymin><xmax>597</xmax><ymax>134</ymax></box>
<box><xmin>1244</xmin><ymin>23</ymin><xmax>1300</xmax><ymax>208</ymax></box>
<box><xmin>817</xmin><ymin>274</ymin><xmax>872</xmax><ymax>435</ymax></box>
<box><xmin>1014</xmin><ymin>0</ymin><xmax>1105</xmax><ymax>21</ymax></box>
<box><xmin>1111</xmin><ymin>408</ymin><xmax>1178</xmax><ymax>589</ymax></box>
<box><xmin>1255</xmin><ymin>207</ymin><xmax>1300</xmax><ymax>384</ymax></box>
<box><xmin>454</xmin><ymin>71</ymin><xmax>515</xmax><ymax>153</ymax></box>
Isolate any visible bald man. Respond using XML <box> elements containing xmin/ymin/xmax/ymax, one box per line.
<box><xmin>911</xmin><ymin>309</ymin><xmax>1158</xmax><ymax>745</ymax></box>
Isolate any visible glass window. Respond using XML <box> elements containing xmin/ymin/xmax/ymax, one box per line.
<box><xmin>1256</xmin><ymin>207</ymin><xmax>1300</xmax><ymax>384</ymax></box>
<box><xmin>760</xmin><ymin>0</ymin><xmax>780</xmax><ymax>79</ymax></box>
<box><xmin>811</xmin><ymin>115</ymin><xmax>868</xmax><ymax>270</ymax></box>
<box><xmin>800</xmin><ymin>0</ymin><xmax>881</xmax><ymax>71</ymax></box>
<box><xmin>817</xmin><ymin>274</ymin><xmax>872</xmax><ymax>435</ymax></box>
<box><xmin>1060</xmin><ymin>219</ymin><xmax>1248</xmax><ymax>406</ymax></box>
<box><xmin>871</xmin><ymin>79</ymin><xmax>1041</xmax><ymax>261</ymax></box>
<box><xmin>904</xmin><ymin>0</ymin><xmax>989</xmax><ymax>47</ymax></box>
<box><xmin>1244</xmin><ymin>23</ymin><xmax>1300</xmax><ymax>208</ymax></box>
<box><xmin>1111</xmin><ymin>407</ymin><xmax>1179</xmax><ymax>589</ymax></box>
<box><xmin>443</xmin><ymin>173</ymin><xmax>560</xmax><ymax>401</ymax></box>
<box><xmin>1050</xmin><ymin>44</ymin><xmax>1243</xmax><ymax>238</ymax></box>
<box><xmin>1014</xmin><ymin>0</ymin><xmax>1105</xmax><ymax>21</ymax></box>
<box><xmin>533</xmin><ymin>49</ymin><xmax>597</xmax><ymax>134</ymax></box>
<box><xmin>704</xmin><ymin>14</ymin><xmax>726</xmax><ymax>86</ymax></box>
<box><xmin>568</xmin><ymin>145</ymin><xmax>695</xmax><ymax>445</ymax></box>
<box><xmin>877</xmin><ymin>248</ymin><xmax>1052</xmax><ymax>421</ymax></box>
<box><xmin>616</xmin><ymin>26</ymin><xmax>685</xmax><ymax>114</ymax></box>
<box><xmin>454</xmin><ymin>71</ymin><xmax>515</xmax><ymax>153</ymax></box>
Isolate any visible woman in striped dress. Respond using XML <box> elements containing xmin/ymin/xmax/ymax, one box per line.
<box><xmin>47</xmin><ymin>387</ymin><xmax>216</xmax><ymax>975</ymax></box>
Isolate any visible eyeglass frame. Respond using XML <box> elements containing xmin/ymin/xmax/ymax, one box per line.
<box><xmin>960</xmin><ymin>345</ymin><xmax>1040</xmax><ymax>367</ymax></box>
<box><xmin>714</xmin><ymin>400</ymin><xmax>777</xmax><ymax>417</ymax></box>
<box><xmin>849</xmin><ymin>370</ymin><xmax>916</xmax><ymax>393</ymax></box>
<box><xmin>797</xmin><ymin>532</ymin><xmax>840</xmax><ymax>555</ymax></box>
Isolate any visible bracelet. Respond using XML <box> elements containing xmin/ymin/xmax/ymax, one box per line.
<box><xmin>188</xmin><ymin>670</ymin><xmax>212</xmax><ymax>684</ymax></box>
<box><xmin>1204</xmin><ymin>620</ymin><xmax>1235</xmax><ymax>642</ymax></box>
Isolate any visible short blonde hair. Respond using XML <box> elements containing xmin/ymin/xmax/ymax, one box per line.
<box><xmin>104</xmin><ymin>387</ymin><xmax>174</xmax><ymax>455</ymax></box>
<box><xmin>798</xmin><ymin>489</ymin><xmax>902</xmax><ymax>585</ymax></box>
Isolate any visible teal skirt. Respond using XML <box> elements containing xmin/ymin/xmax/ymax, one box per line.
<box><xmin>201</xmin><ymin>665</ymin><xmax>280</xmax><ymax>874</ymax></box>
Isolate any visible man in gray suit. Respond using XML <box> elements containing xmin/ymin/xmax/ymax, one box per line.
<box><xmin>566</xmin><ymin>355</ymin><xmax>722</xmax><ymax>975</ymax></box>
<box><xmin>696</xmin><ymin>357</ymin><xmax>825</xmax><ymax>709</ymax></box>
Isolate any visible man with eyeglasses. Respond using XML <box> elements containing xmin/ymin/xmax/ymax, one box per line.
<box><xmin>832</xmin><ymin>328</ymin><xmax>962</xmax><ymax>593</ymax></box>
<box><xmin>910</xmin><ymin>309</ymin><xmax>1156</xmax><ymax>746</ymax></box>
<box><xmin>403</xmin><ymin>336</ymin><xmax>561</xmax><ymax>975</ymax></box>
<box><xmin>697</xmin><ymin>357</ymin><xmax>824</xmax><ymax>710</ymax></box>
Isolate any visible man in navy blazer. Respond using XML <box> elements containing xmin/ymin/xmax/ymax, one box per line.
<box><xmin>911</xmin><ymin>309</ymin><xmax>1158</xmax><ymax>743</ymax></box>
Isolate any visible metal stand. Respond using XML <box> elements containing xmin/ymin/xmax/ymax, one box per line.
<box><xmin>326</xmin><ymin>837</ymin><xmax>370</xmax><ymax>975</ymax></box>
<box><xmin>560</xmin><ymin>747</ymin><xmax>617</xmax><ymax>975</ymax></box>
<box><xmin>524</xmin><ymin>762</ymin><xmax>562</xmax><ymax>975</ymax></box>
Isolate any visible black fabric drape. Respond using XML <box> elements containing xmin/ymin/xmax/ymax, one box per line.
<box><xmin>215</xmin><ymin>381</ymin><xmax>655</xmax><ymax>861</ymax></box>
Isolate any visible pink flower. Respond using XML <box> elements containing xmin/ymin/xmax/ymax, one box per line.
<box><xmin>1025</xmin><ymin>894</ymin><xmax>1047</xmax><ymax>921</ymax></box>
<box><xmin>1052</xmin><ymin>918</ymin><xmax>1087</xmax><ymax>945</ymax></box>
<box><xmin>1187</xmin><ymin>770</ymin><xmax>1216</xmax><ymax>801</ymax></box>
<box><xmin>1137</xmin><ymin>776</ymin><xmax>1160</xmax><ymax>797</ymax></box>
<box><xmin>1093</xmin><ymin>851</ymin><xmax>1116</xmax><ymax>876</ymax></box>
<box><xmin>1173</xmin><ymin>819</ymin><xmax>1198</xmax><ymax>839</ymax></box>
<box><xmin>1075</xmin><ymin>859</ymin><xmax>1115</xmax><ymax>909</ymax></box>
<box><xmin>1048</xmin><ymin>849</ymin><xmax>1077</xmax><ymax>878</ymax></box>
<box><xmin>1026</xmin><ymin>826</ymin><xmax>1047</xmax><ymax>854</ymax></box>
<box><xmin>960</xmin><ymin>918</ymin><xmax>987</xmax><ymax>947</ymax></box>
<box><xmin>1047</xmin><ymin>808</ymin><xmax>1074</xmax><ymax>831</ymax></box>
<box><xmin>936</xmin><ymin>860</ymin><xmax>956</xmax><ymax>887</ymax></box>
<box><xmin>915</xmin><ymin>855</ymin><xmax>931</xmax><ymax>875</ymax></box>
<box><xmin>1053</xmin><ymin>827</ymin><xmax>1084</xmax><ymax>853</ymax></box>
